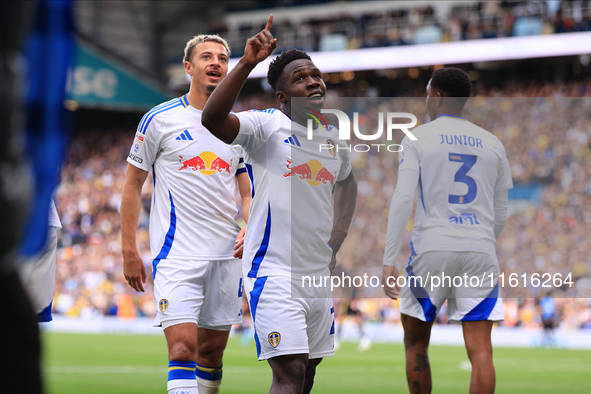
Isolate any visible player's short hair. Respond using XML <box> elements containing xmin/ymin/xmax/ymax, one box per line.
<box><xmin>430</xmin><ymin>67</ymin><xmax>472</xmax><ymax>100</ymax></box>
<box><xmin>267</xmin><ymin>48</ymin><xmax>311</xmax><ymax>92</ymax></box>
<box><xmin>183</xmin><ymin>35</ymin><xmax>230</xmax><ymax>64</ymax></box>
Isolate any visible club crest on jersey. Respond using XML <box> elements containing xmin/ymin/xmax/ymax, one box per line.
<box><xmin>268</xmin><ymin>332</ymin><xmax>281</xmax><ymax>348</ymax></box>
<box><xmin>326</xmin><ymin>139</ymin><xmax>336</xmax><ymax>157</ymax></box>
<box><xmin>159</xmin><ymin>299</ymin><xmax>169</xmax><ymax>313</ymax></box>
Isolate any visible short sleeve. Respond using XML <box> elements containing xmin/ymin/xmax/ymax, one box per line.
<box><xmin>236</xmin><ymin>146</ymin><xmax>247</xmax><ymax>176</ymax></box>
<box><xmin>397</xmin><ymin>136</ymin><xmax>420</xmax><ymax>174</ymax></box>
<box><xmin>233</xmin><ymin>110</ymin><xmax>277</xmax><ymax>153</ymax></box>
<box><xmin>495</xmin><ymin>144</ymin><xmax>513</xmax><ymax>191</ymax></box>
<box><xmin>337</xmin><ymin>141</ymin><xmax>352</xmax><ymax>182</ymax></box>
<box><xmin>127</xmin><ymin>113</ymin><xmax>160</xmax><ymax>172</ymax></box>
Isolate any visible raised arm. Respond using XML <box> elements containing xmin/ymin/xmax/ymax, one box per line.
<box><xmin>202</xmin><ymin>14</ymin><xmax>277</xmax><ymax>144</ymax></box>
<box><xmin>328</xmin><ymin>171</ymin><xmax>357</xmax><ymax>272</ymax></box>
<box><xmin>120</xmin><ymin>164</ymin><xmax>149</xmax><ymax>292</ymax></box>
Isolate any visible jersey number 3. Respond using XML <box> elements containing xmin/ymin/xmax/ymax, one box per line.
<box><xmin>448</xmin><ymin>153</ymin><xmax>477</xmax><ymax>204</ymax></box>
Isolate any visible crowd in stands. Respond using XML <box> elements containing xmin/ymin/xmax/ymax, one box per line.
<box><xmin>52</xmin><ymin>76</ymin><xmax>591</xmax><ymax>331</ymax></box>
<box><xmin>212</xmin><ymin>1</ymin><xmax>591</xmax><ymax>57</ymax></box>
<box><xmin>55</xmin><ymin>131</ymin><xmax>155</xmax><ymax>319</ymax></box>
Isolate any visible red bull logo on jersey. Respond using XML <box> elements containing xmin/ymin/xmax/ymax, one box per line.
<box><xmin>178</xmin><ymin>151</ymin><xmax>232</xmax><ymax>175</ymax></box>
<box><xmin>284</xmin><ymin>159</ymin><xmax>336</xmax><ymax>186</ymax></box>
<box><xmin>268</xmin><ymin>332</ymin><xmax>281</xmax><ymax>348</ymax></box>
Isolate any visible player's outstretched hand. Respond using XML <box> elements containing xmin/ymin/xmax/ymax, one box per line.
<box><xmin>383</xmin><ymin>265</ymin><xmax>401</xmax><ymax>299</ymax></box>
<box><xmin>233</xmin><ymin>226</ymin><xmax>247</xmax><ymax>259</ymax></box>
<box><xmin>242</xmin><ymin>14</ymin><xmax>277</xmax><ymax>65</ymax></box>
<box><xmin>123</xmin><ymin>251</ymin><xmax>146</xmax><ymax>292</ymax></box>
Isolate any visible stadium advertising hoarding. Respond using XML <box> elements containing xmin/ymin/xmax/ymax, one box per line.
<box><xmin>287</xmin><ymin>97</ymin><xmax>591</xmax><ymax>300</ymax></box>
<box><xmin>68</xmin><ymin>40</ymin><xmax>172</xmax><ymax>111</ymax></box>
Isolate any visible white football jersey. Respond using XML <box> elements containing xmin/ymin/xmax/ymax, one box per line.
<box><xmin>399</xmin><ymin>115</ymin><xmax>513</xmax><ymax>256</ymax></box>
<box><xmin>127</xmin><ymin>95</ymin><xmax>245</xmax><ymax>260</ymax></box>
<box><xmin>234</xmin><ymin>109</ymin><xmax>352</xmax><ymax>279</ymax></box>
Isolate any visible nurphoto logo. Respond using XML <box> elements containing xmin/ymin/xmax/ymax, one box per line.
<box><xmin>305</xmin><ymin>107</ymin><xmax>418</xmax><ymax>153</ymax></box>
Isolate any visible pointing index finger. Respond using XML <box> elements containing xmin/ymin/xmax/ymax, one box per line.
<box><xmin>265</xmin><ymin>14</ymin><xmax>273</xmax><ymax>31</ymax></box>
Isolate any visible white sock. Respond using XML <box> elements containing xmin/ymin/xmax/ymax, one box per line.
<box><xmin>197</xmin><ymin>377</ymin><xmax>222</xmax><ymax>394</ymax></box>
<box><xmin>169</xmin><ymin>388</ymin><xmax>198</xmax><ymax>394</ymax></box>
<box><xmin>196</xmin><ymin>363</ymin><xmax>223</xmax><ymax>394</ymax></box>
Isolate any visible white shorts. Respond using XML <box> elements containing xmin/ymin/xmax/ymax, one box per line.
<box><xmin>18</xmin><ymin>226</ymin><xmax>58</xmax><ymax>321</ymax></box>
<box><xmin>244</xmin><ymin>276</ymin><xmax>335</xmax><ymax>361</ymax></box>
<box><xmin>400</xmin><ymin>251</ymin><xmax>503</xmax><ymax>323</ymax></box>
<box><xmin>153</xmin><ymin>258</ymin><xmax>243</xmax><ymax>330</ymax></box>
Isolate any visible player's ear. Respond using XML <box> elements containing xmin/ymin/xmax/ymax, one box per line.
<box><xmin>276</xmin><ymin>90</ymin><xmax>288</xmax><ymax>104</ymax></box>
<box><xmin>435</xmin><ymin>91</ymin><xmax>443</xmax><ymax>107</ymax></box>
<box><xmin>184</xmin><ymin>60</ymin><xmax>193</xmax><ymax>76</ymax></box>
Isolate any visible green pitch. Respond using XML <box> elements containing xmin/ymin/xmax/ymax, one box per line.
<box><xmin>43</xmin><ymin>332</ymin><xmax>591</xmax><ymax>393</ymax></box>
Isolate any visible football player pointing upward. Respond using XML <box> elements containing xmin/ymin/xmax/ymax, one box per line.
<box><xmin>121</xmin><ymin>35</ymin><xmax>250</xmax><ymax>394</ymax></box>
<box><xmin>203</xmin><ymin>15</ymin><xmax>357</xmax><ymax>394</ymax></box>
